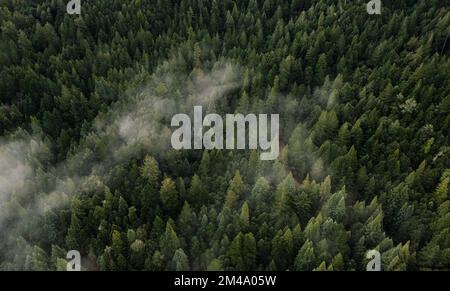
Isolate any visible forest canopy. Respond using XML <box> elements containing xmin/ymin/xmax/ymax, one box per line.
<box><xmin>0</xmin><ymin>0</ymin><xmax>449</xmax><ymax>271</ymax></box>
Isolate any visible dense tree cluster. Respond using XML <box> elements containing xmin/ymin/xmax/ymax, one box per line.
<box><xmin>0</xmin><ymin>0</ymin><xmax>449</xmax><ymax>271</ymax></box>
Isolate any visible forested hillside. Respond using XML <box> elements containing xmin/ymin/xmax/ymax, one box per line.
<box><xmin>0</xmin><ymin>0</ymin><xmax>449</xmax><ymax>271</ymax></box>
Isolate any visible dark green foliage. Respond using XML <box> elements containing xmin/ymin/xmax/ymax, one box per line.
<box><xmin>0</xmin><ymin>0</ymin><xmax>449</xmax><ymax>271</ymax></box>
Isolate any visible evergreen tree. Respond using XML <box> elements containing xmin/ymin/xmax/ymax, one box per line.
<box><xmin>160</xmin><ymin>178</ymin><xmax>179</xmax><ymax>216</ymax></box>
